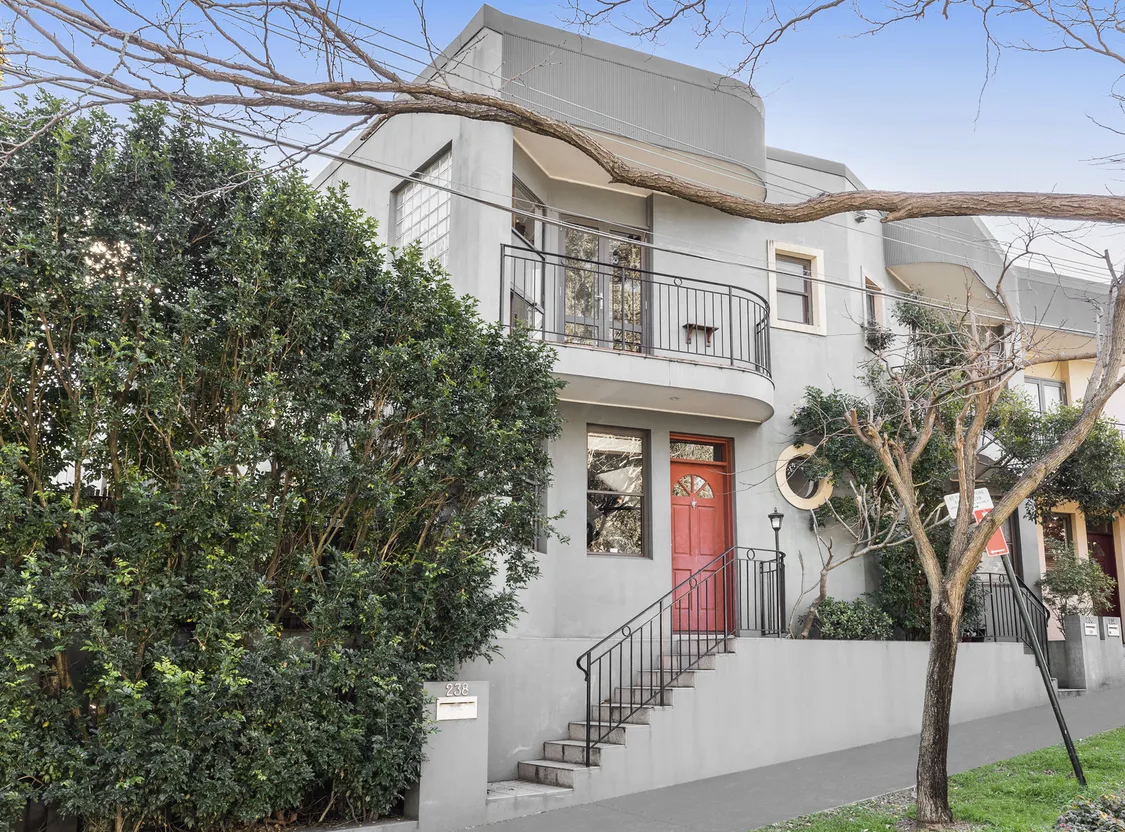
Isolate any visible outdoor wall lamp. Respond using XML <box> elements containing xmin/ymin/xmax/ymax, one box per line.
<box><xmin>768</xmin><ymin>508</ymin><xmax>784</xmax><ymax>533</ymax></box>
<box><xmin>768</xmin><ymin>508</ymin><xmax>786</xmax><ymax>633</ymax></box>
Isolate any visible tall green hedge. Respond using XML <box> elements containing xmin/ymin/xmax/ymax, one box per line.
<box><xmin>0</xmin><ymin>101</ymin><xmax>562</xmax><ymax>831</ymax></box>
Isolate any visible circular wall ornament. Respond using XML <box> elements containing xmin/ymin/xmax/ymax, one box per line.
<box><xmin>775</xmin><ymin>443</ymin><xmax>833</xmax><ymax>510</ymax></box>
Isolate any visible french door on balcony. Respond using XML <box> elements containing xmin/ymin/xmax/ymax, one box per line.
<box><xmin>561</xmin><ymin>224</ymin><xmax>646</xmax><ymax>353</ymax></box>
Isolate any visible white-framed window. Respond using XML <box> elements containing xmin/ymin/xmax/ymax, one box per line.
<box><xmin>767</xmin><ymin>241</ymin><xmax>827</xmax><ymax>335</ymax></box>
<box><xmin>512</xmin><ymin>176</ymin><xmax>545</xmax><ymax>250</ymax></box>
<box><xmin>1025</xmin><ymin>376</ymin><xmax>1067</xmax><ymax>413</ymax></box>
<box><xmin>586</xmin><ymin>426</ymin><xmax>649</xmax><ymax>557</ymax></box>
<box><xmin>393</xmin><ymin>149</ymin><xmax>452</xmax><ymax>266</ymax></box>
<box><xmin>864</xmin><ymin>275</ymin><xmax>883</xmax><ymax>327</ymax></box>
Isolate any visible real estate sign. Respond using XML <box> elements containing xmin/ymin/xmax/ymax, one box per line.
<box><xmin>943</xmin><ymin>487</ymin><xmax>1009</xmax><ymax>558</ymax></box>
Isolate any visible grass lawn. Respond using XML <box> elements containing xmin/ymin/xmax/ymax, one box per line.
<box><xmin>752</xmin><ymin>727</ymin><xmax>1125</xmax><ymax>831</ymax></box>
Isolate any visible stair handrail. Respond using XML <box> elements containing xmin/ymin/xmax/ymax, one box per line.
<box><xmin>972</xmin><ymin>568</ymin><xmax>1052</xmax><ymax>670</ymax></box>
<box><xmin>574</xmin><ymin>546</ymin><xmax>784</xmax><ymax>767</ymax></box>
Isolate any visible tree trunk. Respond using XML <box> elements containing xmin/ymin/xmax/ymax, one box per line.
<box><xmin>915</xmin><ymin>589</ymin><xmax>961</xmax><ymax>827</ymax></box>
<box><xmin>797</xmin><ymin>568</ymin><xmax>831</xmax><ymax>639</ymax></box>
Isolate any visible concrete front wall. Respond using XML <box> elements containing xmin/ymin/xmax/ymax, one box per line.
<box><xmin>460</xmin><ymin>637</ymin><xmax>1047</xmax><ymax>785</ymax></box>
<box><xmin>585</xmin><ymin>639</ymin><xmax>1048</xmax><ymax>798</ymax></box>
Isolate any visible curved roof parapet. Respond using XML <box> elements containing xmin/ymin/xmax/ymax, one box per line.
<box><xmin>884</xmin><ymin>217</ymin><xmax>1110</xmax><ymax>335</ymax></box>
<box><xmin>883</xmin><ymin>216</ymin><xmax>1011</xmax><ymax>316</ymax></box>
<box><xmin>473</xmin><ymin>6</ymin><xmax>767</xmax><ymax>199</ymax></box>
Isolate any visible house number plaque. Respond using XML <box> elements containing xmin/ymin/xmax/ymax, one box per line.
<box><xmin>436</xmin><ymin>682</ymin><xmax>477</xmax><ymax>721</ymax></box>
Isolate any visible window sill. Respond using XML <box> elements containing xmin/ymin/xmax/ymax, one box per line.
<box><xmin>772</xmin><ymin>317</ymin><xmax>826</xmax><ymax>336</ymax></box>
<box><xmin>587</xmin><ymin>551</ymin><xmax>651</xmax><ymax>559</ymax></box>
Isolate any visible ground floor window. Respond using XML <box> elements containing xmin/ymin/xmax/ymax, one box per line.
<box><xmin>587</xmin><ymin>426</ymin><xmax>648</xmax><ymax>556</ymax></box>
<box><xmin>1043</xmin><ymin>512</ymin><xmax>1074</xmax><ymax>568</ymax></box>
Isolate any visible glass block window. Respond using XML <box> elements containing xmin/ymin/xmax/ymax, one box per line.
<box><xmin>394</xmin><ymin>150</ymin><xmax>452</xmax><ymax>266</ymax></box>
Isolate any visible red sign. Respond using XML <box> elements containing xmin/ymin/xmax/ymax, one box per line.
<box><xmin>974</xmin><ymin>507</ymin><xmax>1010</xmax><ymax>558</ymax></box>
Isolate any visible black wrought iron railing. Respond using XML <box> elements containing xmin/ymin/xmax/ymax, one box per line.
<box><xmin>574</xmin><ymin>547</ymin><xmax>784</xmax><ymax>767</ymax></box>
<box><xmin>970</xmin><ymin>571</ymin><xmax>1052</xmax><ymax>670</ymax></box>
<box><xmin>501</xmin><ymin>245</ymin><xmax>771</xmax><ymax>377</ymax></box>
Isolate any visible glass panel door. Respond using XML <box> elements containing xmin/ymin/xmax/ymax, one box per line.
<box><xmin>563</xmin><ymin>226</ymin><xmax>602</xmax><ymax>346</ymax></box>
<box><xmin>609</xmin><ymin>235</ymin><xmax>644</xmax><ymax>353</ymax></box>
<box><xmin>562</xmin><ymin>225</ymin><xmax>646</xmax><ymax>351</ymax></box>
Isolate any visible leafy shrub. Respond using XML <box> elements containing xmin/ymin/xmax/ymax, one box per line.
<box><xmin>813</xmin><ymin>597</ymin><xmax>894</xmax><ymax>640</ymax></box>
<box><xmin>1039</xmin><ymin>542</ymin><xmax>1118</xmax><ymax>626</ymax></box>
<box><xmin>1056</xmin><ymin>793</ymin><xmax>1125</xmax><ymax>831</ymax></box>
<box><xmin>0</xmin><ymin>101</ymin><xmax>562</xmax><ymax>831</ymax></box>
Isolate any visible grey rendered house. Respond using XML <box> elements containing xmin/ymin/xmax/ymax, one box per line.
<box><xmin>315</xmin><ymin>7</ymin><xmax>1121</xmax><ymax>823</ymax></box>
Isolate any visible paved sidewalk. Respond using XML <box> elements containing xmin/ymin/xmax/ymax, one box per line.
<box><xmin>479</xmin><ymin>686</ymin><xmax>1125</xmax><ymax>832</ymax></box>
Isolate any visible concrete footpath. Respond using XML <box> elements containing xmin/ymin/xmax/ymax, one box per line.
<box><xmin>477</xmin><ymin>686</ymin><xmax>1125</xmax><ymax>832</ymax></box>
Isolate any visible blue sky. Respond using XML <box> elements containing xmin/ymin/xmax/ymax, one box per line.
<box><xmin>375</xmin><ymin>0</ymin><xmax>1125</xmax><ymax>271</ymax></box>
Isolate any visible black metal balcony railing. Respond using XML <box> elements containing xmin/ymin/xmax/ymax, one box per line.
<box><xmin>969</xmin><ymin>571</ymin><xmax>1052</xmax><ymax>670</ymax></box>
<box><xmin>501</xmin><ymin>245</ymin><xmax>771</xmax><ymax>377</ymax></box>
<box><xmin>574</xmin><ymin>547</ymin><xmax>784</xmax><ymax>768</ymax></box>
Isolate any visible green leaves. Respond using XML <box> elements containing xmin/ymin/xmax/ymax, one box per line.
<box><xmin>990</xmin><ymin>394</ymin><xmax>1125</xmax><ymax>524</ymax></box>
<box><xmin>0</xmin><ymin>100</ymin><xmax>561</xmax><ymax>830</ymax></box>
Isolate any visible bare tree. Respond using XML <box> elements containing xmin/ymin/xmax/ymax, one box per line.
<box><xmin>818</xmin><ymin>247</ymin><xmax>1125</xmax><ymax>824</ymax></box>
<box><xmin>3</xmin><ymin>0</ymin><xmax>1125</xmax><ymax>224</ymax></box>
<box><xmin>789</xmin><ymin>490</ymin><xmax>924</xmax><ymax>639</ymax></box>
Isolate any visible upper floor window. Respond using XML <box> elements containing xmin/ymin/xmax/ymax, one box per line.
<box><xmin>1025</xmin><ymin>377</ymin><xmax>1067</xmax><ymax>413</ymax></box>
<box><xmin>768</xmin><ymin>242</ymin><xmax>826</xmax><ymax>335</ymax></box>
<box><xmin>587</xmin><ymin>426</ymin><xmax>648</xmax><ymax>557</ymax></box>
<box><xmin>775</xmin><ymin>254</ymin><xmax>813</xmax><ymax>325</ymax></box>
<box><xmin>394</xmin><ymin>149</ymin><xmax>452</xmax><ymax>266</ymax></box>
<box><xmin>512</xmin><ymin>177</ymin><xmax>545</xmax><ymax>250</ymax></box>
<box><xmin>864</xmin><ymin>277</ymin><xmax>882</xmax><ymax>327</ymax></box>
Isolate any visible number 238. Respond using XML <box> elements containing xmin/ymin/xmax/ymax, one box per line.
<box><xmin>445</xmin><ymin>682</ymin><xmax>470</xmax><ymax>696</ymax></box>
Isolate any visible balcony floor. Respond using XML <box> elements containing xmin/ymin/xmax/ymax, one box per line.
<box><xmin>553</xmin><ymin>343</ymin><xmax>774</xmax><ymax>423</ymax></box>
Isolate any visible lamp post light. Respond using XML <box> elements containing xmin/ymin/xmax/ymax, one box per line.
<box><xmin>768</xmin><ymin>508</ymin><xmax>786</xmax><ymax>637</ymax></box>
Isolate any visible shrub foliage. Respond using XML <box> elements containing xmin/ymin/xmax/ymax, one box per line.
<box><xmin>0</xmin><ymin>101</ymin><xmax>562</xmax><ymax>831</ymax></box>
<box><xmin>1038</xmin><ymin>543</ymin><xmax>1119</xmax><ymax>624</ymax></box>
<box><xmin>1057</xmin><ymin>793</ymin><xmax>1125</xmax><ymax>831</ymax></box>
<box><xmin>811</xmin><ymin>597</ymin><xmax>894</xmax><ymax>640</ymax></box>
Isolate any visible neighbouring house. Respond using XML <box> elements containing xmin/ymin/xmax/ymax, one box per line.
<box><xmin>313</xmin><ymin>8</ymin><xmax>1125</xmax><ymax>823</ymax></box>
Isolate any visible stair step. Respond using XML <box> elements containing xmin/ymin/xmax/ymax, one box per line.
<box><xmin>486</xmin><ymin>779</ymin><xmax>572</xmax><ymax>801</ymax></box>
<box><xmin>567</xmin><ymin>720</ymin><xmax>640</xmax><ymax>744</ymax></box>
<box><xmin>594</xmin><ymin>703</ymin><xmax>665</xmax><ymax>724</ymax></box>
<box><xmin>607</xmin><ymin>685</ymin><xmax>677</xmax><ymax>706</ymax></box>
<box><xmin>669</xmin><ymin>636</ymin><xmax>736</xmax><ymax>654</ymax></box>
<box><xmin>544</xmin><ymin>738</ymin><xmax>620</xmax><ymax>765</ymax></box>
<box><xmin>636</xmin><ymin>669</ymin><xmax>700</xmax><ymax>687</ymax></box>
<box><xmin>660</xmin><ymin>653</ymin><xmax>718</xmax><ymax>670</ymax></box>
<box><xmin>517</xmin><ymin>758</ymin><xmax>594</xmax><ymax>789</ymax></box>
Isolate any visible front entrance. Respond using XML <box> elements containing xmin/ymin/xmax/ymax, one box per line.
<box><xmin>670</xmin><ymin>437</ymin><xmax>733</xmax><ymax>632</ymax></box>
<box><xmin>1087</xmin><ymin>525</ymin><xmax>1123</xmax><ymax>638</ymax></box>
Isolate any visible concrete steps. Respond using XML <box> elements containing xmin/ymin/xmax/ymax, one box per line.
<box><xmin>516</xmin><ymin>758</ymin><xmax>596</xmax><ymax>789</ymax></box>
<box><xmin>484</xmin><ymin>640</ymin><xmax>735</xmax><ymax>824</ymax></box>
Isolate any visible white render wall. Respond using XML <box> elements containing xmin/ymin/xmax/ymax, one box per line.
<box><xmin>461</xmin><ymin>637</ymin><xmax>1048</xmax><ymax>784</ymax></box>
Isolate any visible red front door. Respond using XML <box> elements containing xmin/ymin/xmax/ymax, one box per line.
<box><xmin>671</xmin><ymin>460</ymin><xmax>731</xmax><ymax>632</ymax></box>
<box><xmin>1088</xmin><ymin>532</ymin><xmax>1122</xmax><ymax>637</ymax></box>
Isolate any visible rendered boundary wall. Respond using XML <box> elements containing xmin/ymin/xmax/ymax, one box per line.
<box><xmin>461</xmin><ymin>637</ymin><xmax>1049</xmax><ymax>784</ymax></box>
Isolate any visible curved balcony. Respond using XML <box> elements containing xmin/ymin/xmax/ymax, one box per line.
<box><xmin>500</xmin><ymin>244</ymin><xmax>774</xmax><ymax>422</ymax></box>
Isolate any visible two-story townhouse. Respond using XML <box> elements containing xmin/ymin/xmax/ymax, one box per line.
<box><xmin>313</xmin><ymin>7</ymin><xmax>1108</xmax><ymax>823</ymax></box>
